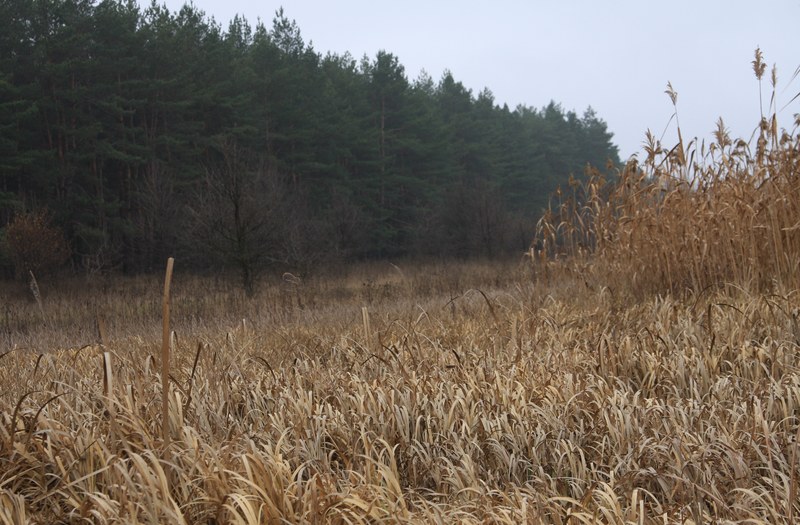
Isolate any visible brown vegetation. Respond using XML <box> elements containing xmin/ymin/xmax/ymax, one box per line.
<box><xmin>2</xmin><ymin>256</ymin><xmax>799</xmax><ymax>523</ymax></box>
<box><xmin>1</xmin><ymin>51</ymin><xmax>799</xmax><ymax>523</ymax></box>
<box><xmin>535</xmin><ymin>50</ymin><xmax>800</xmax><ymax>298</ymax></box>
<box><xmin>4</xmin><ymin>210</ymin><xmax>70</xmax><ymax>279</ymax></box>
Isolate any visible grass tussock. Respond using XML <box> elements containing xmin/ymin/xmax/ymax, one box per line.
<box><xmin>1</xmin><ymin>51</ymin><xmax>800</xmax><ymax>523</ymax></box>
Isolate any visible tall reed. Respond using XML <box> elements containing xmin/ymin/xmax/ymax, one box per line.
<box><xmin>536</xmin><ymin>49</ymin><xmax>800</xmax><ymax>297</ymax></box>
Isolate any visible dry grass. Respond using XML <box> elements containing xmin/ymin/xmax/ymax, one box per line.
<box><xmin>1</xmin><ymin>258</ymin><xmax>799</xmax><ymax>523</ymax></box>
<box><xmin>1</xmin><ymin>51</ymin><xmax>799</xmax><ymax>523</ymax></box>
<box><xmin>536</xmin><ymin>49</ymin><xmax>800</xmax><ymax>299</ymax></box>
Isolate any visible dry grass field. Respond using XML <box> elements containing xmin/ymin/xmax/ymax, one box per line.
<box><xmin>1</xmin><ymin>54</ymin><xmax>799</xmax><ymax>523</ymax></box>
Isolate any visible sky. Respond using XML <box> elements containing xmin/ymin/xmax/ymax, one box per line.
<box><xmin>139</xmin><ymin>0</ymin><xmax>799</xmax><ymax>160</ymax></box>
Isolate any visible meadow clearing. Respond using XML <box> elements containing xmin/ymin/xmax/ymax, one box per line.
<box><xmin>1</xmin><ymin>55</ymin><xmax>800</xmax><ymax>524</ymax></box>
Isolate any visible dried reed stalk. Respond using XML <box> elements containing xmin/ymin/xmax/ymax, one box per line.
<box><xmin>102</xmin><ymin>352</ymin><xmax>113</xmax><ymax>398</ymax></box>
<box><xmin>96</xmin><ymin>314</ymin><xmax>107</xmax><ymax>347</ymax></box>
<box><xmin>362</xmin><ymin>306</ymin><xmax>372</xmax><ymax>351</ymax></box>
<box><xmin>28</xmin><ymin>271</ymin><xmax>45</xmax><ymax>320</ymax></box>
<box><xmin>161</xmin><ymin>257</ymin><xmax>174</xmax><ymax>447</ymax></box>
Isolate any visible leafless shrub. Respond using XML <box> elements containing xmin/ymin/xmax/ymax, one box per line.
<box><xmin>4</xmin><ymin>210</ymin><xmax>70</xmax><ymax>279</ymax></box>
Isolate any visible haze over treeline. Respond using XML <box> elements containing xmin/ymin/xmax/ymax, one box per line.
<box><xmin>0</xmin><ymin>0</ymin><xmax>620</xmax><ymax>282</ymax></box>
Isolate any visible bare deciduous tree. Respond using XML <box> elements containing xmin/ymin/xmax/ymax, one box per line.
<box><xmin>187</xmin><ymin>141</ymin><xmax>288</xmax><ymax>296</ymax></box>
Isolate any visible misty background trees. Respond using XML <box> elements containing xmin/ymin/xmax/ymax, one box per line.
<box><xmin>0</xmin><ymin>0</ymin><xmax>620</xmax><ymax>283</ymax></box>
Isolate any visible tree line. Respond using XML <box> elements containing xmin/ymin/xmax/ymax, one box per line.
<box><xmin>0</xmin><ymin>0</ymin><xmax>620</xmax><ymax>290</ymax></box>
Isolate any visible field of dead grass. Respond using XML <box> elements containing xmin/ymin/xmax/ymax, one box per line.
<box><xmin>1</xmin><ymin>258</ymin><xmax>799</xmax><ymax>523</ymax></box>
<box><xmin>1</xmin><ymin>50</ymin><xmax>799</xmax><ymax>523</ymax></box>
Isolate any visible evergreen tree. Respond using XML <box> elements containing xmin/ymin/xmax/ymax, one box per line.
<box><xmin>0</xmin><ymin>1</ymin><xmax>622</xmax><ymax>276</ymax></box>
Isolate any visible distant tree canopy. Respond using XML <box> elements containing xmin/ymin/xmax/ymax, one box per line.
<box><xmin>0</xmin><ymin>0</ymin><xmax>620</xmax><ymax>278</ymax></box>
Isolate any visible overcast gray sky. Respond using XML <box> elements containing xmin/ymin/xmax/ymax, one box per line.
<box><xmin>142</xmin><ymin>0</ymin><xmax>799</xmax><ymax>159</ymax></box>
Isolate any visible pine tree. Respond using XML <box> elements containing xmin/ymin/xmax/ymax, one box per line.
<box><xmin>0</xmin><ymin>1</ymin><xmax>624</xmax><ymax>269</ymax></box>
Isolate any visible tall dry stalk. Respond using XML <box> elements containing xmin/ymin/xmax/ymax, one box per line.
<box><xmin>362</xmin><ymin>306</ymin><xmax>372</xmax><ymax>351</ymax></box>
<box><xmin>28</xmin><ymin>271</ymin><xmax>45</xmax><ymax>320</ymax></box>
<box><xmin>102</xmin><ymin>352</ymin><xmax>113</xmax><ymax>398</ymax></box>
<box><xmin>161</xmin><ymin>257</ymin><xmax>174</xmax><ymax>447</ymax></box>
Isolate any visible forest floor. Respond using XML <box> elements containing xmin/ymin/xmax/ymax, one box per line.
<box><xmin>1</xmin><ymin>259</ymin><xmax>799</xmax><ymax>523</ymax></box>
